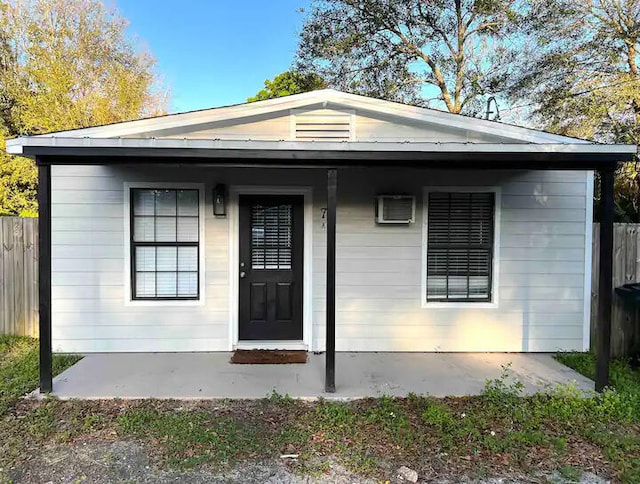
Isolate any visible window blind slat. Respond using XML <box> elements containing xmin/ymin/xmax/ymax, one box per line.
<box><xmin>156</xmin><ymin>247</ymin><xmax>177</xmax><ymax>271</ymax></box>
<box><xmin>177</xmin><ymin>217</ymin><xmax>198</xmax><ymax>242</ymax></box>
<box><xmin>135</xmin><ymin>273</ymin><xmax>155</xmax><ymax>297</ymax></box>
<box><xmin>155</xmin><ymin>218</ymin><xmax>177</xmax><ymax>242</ymax></box>
<box><xmin>251</xmin><ymin>203</ymin><xmax>293</xmax><ymax>270</ymax></box>
<box><xmin>134</xmin><ymin>217</ymin><xmax>155</xmax><ymax>242</ymax></box>
<box><xmin>155</xmin><ymin>190</ymin><xmax>176</xmax><ymax>216</ymax></box>
<box><xmin>133</xmin><ymin>190</ymin><xmax>155</xmax><ymax>215</ymax></box>
<box><xmin>177</xmin><ymin>190</ymin><xmax>198</xmax><ymax>216</ymax></box>
<box><xmin>157</xmin><ymin>272</ymin><xmax>177</xmax><ymax>297</ymax></box>
<box><xmin>135</xmin><ymin>247</ymin><xmax>156</xmax><ymax>272</ymax></box>
<box><xmin>426</xmin><ymin>192</ymin><xmax>494</xmax><ymax>301</ymax></box>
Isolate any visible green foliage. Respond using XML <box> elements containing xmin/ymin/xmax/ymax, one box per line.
<box><xmin>421</xmin><ymin>401</ymin><xmax>456</xmax><ymax>432</ymax></box>
<box><xmin>247</xmin><ymin>70</ymin><xmax>326</xmax><ymax>102</ymax></box>
<box><xmin>0</xmin><ymin>150</ymin><xmax>37</xmax><ymax>216</ymax></box>
<box><xmin>2</xmin><ymin>0</ymin><xmax>167</xmax><ymax>134</ymax></box>
<box><xmin>264</xmin><ymin>389</ymin><xmax>295</xmax><ymax>406</ymax></box>
<box><xmin>314</xmin><ymin>400</ymin><xmax>358</xmax><ymax>433</ymax></box>
<box><xmin>555</xmin><ymin>352</ymin><xmax>597</xmax><ymax>380</ymax></box>
<box><xmin>482</xmin><ymin>363</ymin><xmax>526</xmax><ymax>408</ymax></box>
<box><xmin>363</xmin><ymin>395</ymin><xmax>411</xmax><ymax>441</ymax></box>
<box><xmin>296</xmin><ymin>0</ymin><xmax>522</xmax><ymax>113</ymax></box>
<box><xmin>0</xmin><ymin>0</ymin><xmax>168</xmax><ymax>215</ymax></box>
<box><xmin>555</xmin><ymin>351</ymin><xmax>640</xmax><ymax>393</ymax></box>
<box><xmin>554</xmin><ymin>352</ymin><xmax>640</xmax><ymax>423</ymax></box>
<box><xmin>0</xmin><ymin>335</ymin><xmax>81</xmax><ymax>416</ymax></box>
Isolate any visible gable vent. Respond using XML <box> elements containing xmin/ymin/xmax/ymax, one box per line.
<box><xmin>292</xmin><ymin>109</ymin><xmax>353</xmax><ymax>141</ymax></box>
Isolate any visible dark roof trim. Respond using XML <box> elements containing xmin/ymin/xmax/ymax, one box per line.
<box><xmin>36</xmin><ymin>151</ymin><xmax>629</xmax><ymax>171</ymax></box>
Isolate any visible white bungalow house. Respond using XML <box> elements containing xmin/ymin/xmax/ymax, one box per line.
<box><xmin>5</xmin><ymin>89</ymin><xmax>636</xmax><ymax>393</ymax></box>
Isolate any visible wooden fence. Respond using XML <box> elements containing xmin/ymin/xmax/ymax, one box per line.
<box><xmin>591</xmin><ymin>223</ymin><xmax>640</xmax><ymax>358</ymax></box>
<box><xmin>1</xmin><ymin>216</ymin><xmax>640</xmax><ymax>356</ymax></box>
<box><xmin>0</xmin><ymin>217</ymin><xmax>38</xmax><ymax>337</ymax></box>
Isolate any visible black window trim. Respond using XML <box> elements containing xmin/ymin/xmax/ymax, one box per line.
<box><xmin>423</xmin><ymin>186</ymin><xmax>499</xmax><ymax>305</ymax></box>
<box><xmin>129</xmin><ymin>187</ymin><xmax>201</xmax><ymax>301</ymax></box>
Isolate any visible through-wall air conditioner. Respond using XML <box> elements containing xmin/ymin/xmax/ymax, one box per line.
<box><xmin>376</xmin><ymin>195</ymin><xmax>415</xmax><ymax>224</ymax></box>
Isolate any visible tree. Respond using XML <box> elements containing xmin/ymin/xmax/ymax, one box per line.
<box><xmin>247</xmin><ymin>71</ymin><xmax>327</xmax><ymax>102</ymax></box>
<box><xmin>509</xmin><ymin>1</ymin><xmax>639</xmax><ymax>142</ymax></box>
<box><xmin>295</xmin><ymin>0</ymin><xmax>521</xmax><ymax>114</ymax></box>
<box><xmin>0</xmin><ymin>0</ymin><xmax>168</xmax><ymax>215</ymax></box>
<box><xmin>509</xmin><ymin>0</ymin><xmax>639</xmax><ymax>220</ymax></box>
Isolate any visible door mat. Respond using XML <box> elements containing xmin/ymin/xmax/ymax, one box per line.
<box><xmin>230</xmin><ymin>350</ymin><xmax>307</xmax><ymax>364</ymax></box>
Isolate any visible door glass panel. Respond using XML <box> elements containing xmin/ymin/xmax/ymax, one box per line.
<box><xmin>251</xmin><ymin>203</ymin><xmax>293</xmax><ymax>270</ymax></box>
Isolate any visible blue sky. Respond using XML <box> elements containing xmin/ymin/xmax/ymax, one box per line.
<box><xmin>115</xmin><ymin>0</ymin><xmax>312</xmax><ymax>113</ymax></box>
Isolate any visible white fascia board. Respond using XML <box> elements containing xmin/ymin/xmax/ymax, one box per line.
<box><xmin>19</xmin><ymin>88</ymin><xmax>594</xmax><ymax>145</ymax></box>
<box><xmin>6</xmin><ymin>136</ymin><xmax>638</xmax><ymax>156</ymax></box>
<box><xmin>27</xmin><ymin>90</ymin><xmax>338</xmax><ymax>139</ymax></box>
<box><xmin>323</xmin><ymin>91</ymin><xmax>587</xmax><ymax>144</ymax></box>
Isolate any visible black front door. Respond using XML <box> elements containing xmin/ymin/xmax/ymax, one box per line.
<box><xmin>239</xmin><ymin>195</ymin><xmax>304</xmax><ymax>340</ymax></box>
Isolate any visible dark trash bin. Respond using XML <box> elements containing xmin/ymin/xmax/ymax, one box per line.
<box><xmin>615</xmin><ymin>283</ymin><xmax>640</xmax><ymax>306</ymax></box>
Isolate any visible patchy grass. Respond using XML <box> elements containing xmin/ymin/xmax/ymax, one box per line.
<box><xmin>2</xmin><ymin>352</ymin><xmax>640</xmax><ymax>481</ymax></box>
<box><xmin>117</xmin><ymin>403</ymin><xmax>266</xmax><ymax>468</ymax></box>
<box><xmin>0</xmin><ymin>373</ymin><xmax>626</xmax><ymax>481</ymax></box>
<box><xmin>0</xmin><ymin>335</ymin><xmax>81</xmax><ymax>415</ymax></box>
<box><xmin>554</xmin><ymin>352</ymin><xmax>640</xmax><ymax>482</ymax></box>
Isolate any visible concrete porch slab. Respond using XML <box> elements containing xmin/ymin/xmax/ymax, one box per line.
<box><xmin>48</xmin><ymin>352</ymin><xmax>594</xmax><ymax>400</ymax></box>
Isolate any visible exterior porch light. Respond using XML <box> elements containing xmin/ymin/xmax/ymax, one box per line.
<box><xmin>213</xmin><ymin>183</ymin><xmax>227</xmax><ymax>216</ymax></box>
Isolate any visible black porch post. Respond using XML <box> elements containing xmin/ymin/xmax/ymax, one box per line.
<box><xmin>325</xmin><ymin>168</ymin><xmax>337</xmax><ymax>393</ymax></box>
<box><xmin>37</xmin><ymin>158</ymin><xmax>53</xmax><ymax>393</ymax></box>
<box><xmin>596</xmin><ymin>165</ymin><xmax>616</xmax><ymax>392</ymax></box>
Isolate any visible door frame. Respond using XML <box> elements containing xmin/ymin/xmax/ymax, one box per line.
<box><xmin>228</xmin><ymin>185</ymin><xmax>313</xmax><ymax>351</ymax></box>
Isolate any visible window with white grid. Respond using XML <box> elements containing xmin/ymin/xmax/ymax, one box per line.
<box><xmin>130</xmin><ymin>188</ymin><xmax>200</xmax><ymax>300</ymax></box>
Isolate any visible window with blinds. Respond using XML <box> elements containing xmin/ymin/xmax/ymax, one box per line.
<box><xmin>251</xmin><ymin>203</ymin><xmax>293</xmax><ymax>270</ymax></box>
<box><xmin>131</xmin><ymin>188</ymin><xmax>200</xmax><ymax>300</ymax></box>
<box><xmin>426</xmin><ymin>191</ymin><xmax>495</xmax><ymax>302</ymax></box>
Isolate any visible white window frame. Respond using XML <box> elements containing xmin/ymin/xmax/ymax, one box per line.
<box><xmin>123</xmin><ymin>182</ymin><xmax>206</xmax><ymax>306</ymax></box>
<box><xmin>421</xmin><ymin>186</ymin><xmax>501</xmax><ymax>309</ymax></box>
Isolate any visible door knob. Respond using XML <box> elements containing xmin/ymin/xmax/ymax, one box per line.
<box><xmin>240</xmin><ymin>271</ymin><xmax>246</xmax><ymax>278</ymax></box>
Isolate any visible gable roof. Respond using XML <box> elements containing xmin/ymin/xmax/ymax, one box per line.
<box><xmin>9</xmin><ymin>89</ymin><xmax>591</xmax><ymax>143</ymax></box>
<box><xmin>5</xmin><ymin>89</ymin><xmax>637</xmax><ymax>160</ymax></box>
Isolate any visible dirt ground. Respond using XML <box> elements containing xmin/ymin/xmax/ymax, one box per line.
<box><xmin>4</xmin><ymin>439</ymin><xmax>610</xmax><ymax>484</ymax></box>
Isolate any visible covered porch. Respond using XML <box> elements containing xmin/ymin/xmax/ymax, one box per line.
<box><xmin>47</xmin><ymin>352</ymin><xmax>593</xmax><ymax>399</ymax></box>
<box><xmin>29</xmin><ymin>150</ymin><xmax>634</xmax><ymax>395</ymax></box>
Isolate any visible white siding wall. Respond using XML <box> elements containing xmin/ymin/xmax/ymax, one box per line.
<box><xmin>353</xmin><ymin>114</ymin><xmax>518</xmax><ymax>143</ymax></box>
<box><xmin>50</xmin><ymin>165</ymin><xmax>326</xmax><ymax>353</ymax></box>
<box><xmin>330</xmin><ymin>169</ymin><xmax>588</xmax><ymax>352</ymax></box>
<box><xmin>155</xmin><ymin>115</ymin><xmax>292</xmax><ymax>140</ymax></box>
<box><xmin>144</xmin><ymin>109</ymin><xmax>521</xmax><ymax>143</ymax></box>
<box><xmin>51</xmin><ymin>165</ymin><xmax>589</xmax><ymax>353</ymax></box>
